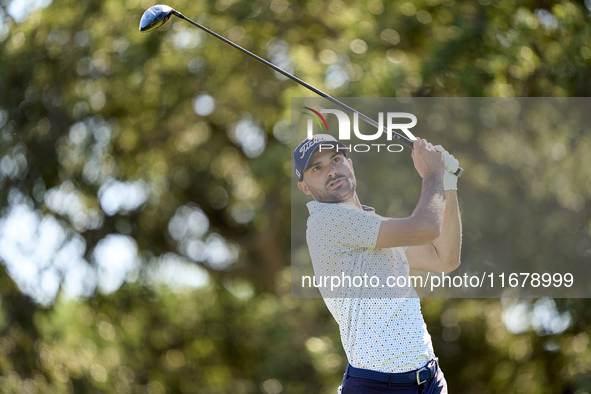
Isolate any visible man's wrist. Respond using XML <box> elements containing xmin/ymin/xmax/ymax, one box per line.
<box><xmin>423</xmin><ymin>172</ymin><xmax>444</xmax><ymax>184</ymax></box>
<box><xmin>443</xmin><ymin>171</ymin><xmax>458</xmax><ymax>191</ymax></box>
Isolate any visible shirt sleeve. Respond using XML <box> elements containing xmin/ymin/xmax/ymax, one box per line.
<box><xmin>308</xmin><ymin>203</ymin><xmax>384</xmax><ymax>249</ymax></box>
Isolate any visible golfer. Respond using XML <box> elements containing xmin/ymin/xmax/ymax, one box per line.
<box><xmin>294</xmin><ymin>134</ymin><xmax>462</xmax><ymax>393</ymax></box>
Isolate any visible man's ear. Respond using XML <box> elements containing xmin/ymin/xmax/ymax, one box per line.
<box><xmin>347</xmin><ymin>157</ymin><xmax>355</xmax><ymax>174</ymax></box>
<box><xmin>298</xmin><ymin>181</ymin><xmax>312</xmax><ymax>195</ymax></box>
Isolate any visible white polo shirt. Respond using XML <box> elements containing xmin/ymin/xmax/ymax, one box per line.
<box><xmin>306</xmin><ymin>200</ymin><xmax>435</xmax><ymax>373</ymax></box>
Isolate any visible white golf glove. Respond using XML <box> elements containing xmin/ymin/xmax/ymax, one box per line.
<box><xmin>434</xmin><ymin>145</ymin><xmax>459</xmax><ymax>191</ymax></box>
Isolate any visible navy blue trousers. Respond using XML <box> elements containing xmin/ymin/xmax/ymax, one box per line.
<box><xmin>340</xmin><ymin>365</ymin><xmax>448</xmax><ymax>394</ymax></box>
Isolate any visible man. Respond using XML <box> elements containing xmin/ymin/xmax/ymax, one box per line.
<box><xmin>293</xmin><ymin>134</ymin><xmax>462</xmax><ymax>393</ymax></box>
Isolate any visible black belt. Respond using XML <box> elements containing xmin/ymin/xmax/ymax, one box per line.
<box><xmin>345</xmin><ymin>359</ymin><xmax>438</xmax><ymax>386</ymax></box>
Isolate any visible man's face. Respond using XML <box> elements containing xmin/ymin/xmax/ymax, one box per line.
<box><xmin>297</xmin><ymin>148</ymin><xmax>356</xmax><ymax>203</ymax></box>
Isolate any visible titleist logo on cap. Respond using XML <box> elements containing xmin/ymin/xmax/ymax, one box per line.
<box><xmin>298</xmin><ymin>136</ymin><xmax>333</xmax><ymax>159</ymax></box>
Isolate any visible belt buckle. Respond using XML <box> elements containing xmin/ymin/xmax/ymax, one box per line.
<box><xmin>416</xmin><ymin>366</ymin><xmax>428</xmax><ymax>385</ymax></box>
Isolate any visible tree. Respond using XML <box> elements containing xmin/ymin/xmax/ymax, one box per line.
<box><xmin>0</xmin><ymin>0</ymin><xmax>590</xmax><ymax>392</ymax></box>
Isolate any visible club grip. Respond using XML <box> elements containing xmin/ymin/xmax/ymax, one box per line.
<box><xmin>401</xmin><ymin>136</ymin><xmax>464</xmax><ymax>177</ymax></box>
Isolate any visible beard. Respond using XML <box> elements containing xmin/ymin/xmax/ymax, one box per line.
<box><xmin>307</xmin><ymin>174</ymin><xmax>356</xmax><ymax>203</ymax></box>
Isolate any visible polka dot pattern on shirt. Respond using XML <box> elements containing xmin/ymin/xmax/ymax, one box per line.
<box><xmin>306</xmin><ymin>201</ymin><xmax>435</xmax><ymax>373</ymax></box>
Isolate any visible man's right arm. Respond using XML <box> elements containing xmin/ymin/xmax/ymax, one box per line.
<box><xmin>375</xmin><ymin>139</ymin><xmax>446</xmax><ymax>248</ymax></box>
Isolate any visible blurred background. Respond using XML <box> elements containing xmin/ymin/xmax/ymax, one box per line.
<box><xmin>0</xmin><ymin>0</ymin><xmax>590</xmax><ymax>392</ymax></box>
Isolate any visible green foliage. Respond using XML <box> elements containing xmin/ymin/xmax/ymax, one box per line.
<box><xmin>0</xmin><ymin>0</ymin><xmax>591</xmax><ymax>392</ymax></box>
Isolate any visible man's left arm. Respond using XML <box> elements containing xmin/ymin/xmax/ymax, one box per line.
<box><xmin>405</xmin><ymin>190</ymin><xmax>462</xmax><ymax>273</ymax></box>
<box><xmin>405</xmin><ymin>145</ymin><xmax>462</xmax><ymax>273</ymax></box>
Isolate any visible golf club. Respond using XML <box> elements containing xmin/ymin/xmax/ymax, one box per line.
<box><xmin>139</xmin><ymin>5</ymin><xmax>463</xmax><ymax>177</ymax></box>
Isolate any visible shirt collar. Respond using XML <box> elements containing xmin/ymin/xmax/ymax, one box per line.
<box><xmin>306</xmin><ymin>200</ymin><xmax>375</xmax><ymax>214</ymax></box>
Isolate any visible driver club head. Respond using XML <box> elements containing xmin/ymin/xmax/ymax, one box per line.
<box><xmin>139</xmin><ymin>4</ymin><xmax>176</xmax><ymax>32</ymax></box>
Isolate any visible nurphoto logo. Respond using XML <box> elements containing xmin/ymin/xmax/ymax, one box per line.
<box><xmin>302</xmin><ymin>107</ymin><xmax>418</xmax><ymax>153</ymax></box>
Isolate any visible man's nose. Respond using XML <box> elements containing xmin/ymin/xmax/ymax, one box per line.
<box><xmin>327</xmin><ymin>163</ymin><xmax>339</xmax><ymax>177</ymax></box>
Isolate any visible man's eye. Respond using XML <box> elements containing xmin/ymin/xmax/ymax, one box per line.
<box><xmin>313</xmin><ymin>166</ymin><xmax>321</xmax><ymax>171</ymax></box>
<box><xmin>333</xmin><ymin>157</ymin><xmax>340</xmax><ymax>163</ymax></box>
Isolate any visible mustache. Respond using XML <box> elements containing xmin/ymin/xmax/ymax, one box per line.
<box><xmin>327</xmin><ymin>175</ymin><xmax>348</xmax><ymax>187</ymax></box>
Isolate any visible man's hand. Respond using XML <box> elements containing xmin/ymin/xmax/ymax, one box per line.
<box><xmin>406</xmin><ymin>144</ymin><xmax>462</xmax><ymax>273</ymax></box>
<box><xmin>375</xmin><ymin>138</ymin><xmax>446</xmax><ymax>249</ymax></box>
<box><xmin>434</xmin><ymin>145</ymin><xmax>460</xmax><ymax>191</ymax></box>
<box><xmin>411</xmin><ymin>138</ymin><xmax>444</xmax><ymax>179</ymax></box>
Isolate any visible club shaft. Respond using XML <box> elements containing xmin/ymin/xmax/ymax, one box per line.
<box><xmin>174</xmin><ymin>11</ymin><xmax>463</xmax><ymax>176</ymax></box>
<box><xmin>175</xmin><ymin>12</ymin><xmax>412</xmax><ymax>147</ymax></box>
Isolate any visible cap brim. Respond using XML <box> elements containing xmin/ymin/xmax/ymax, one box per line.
<box><xmin>300</xmin><ymin>142</ymin><xmax>348</xmax><ymax>178</ymax></box>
